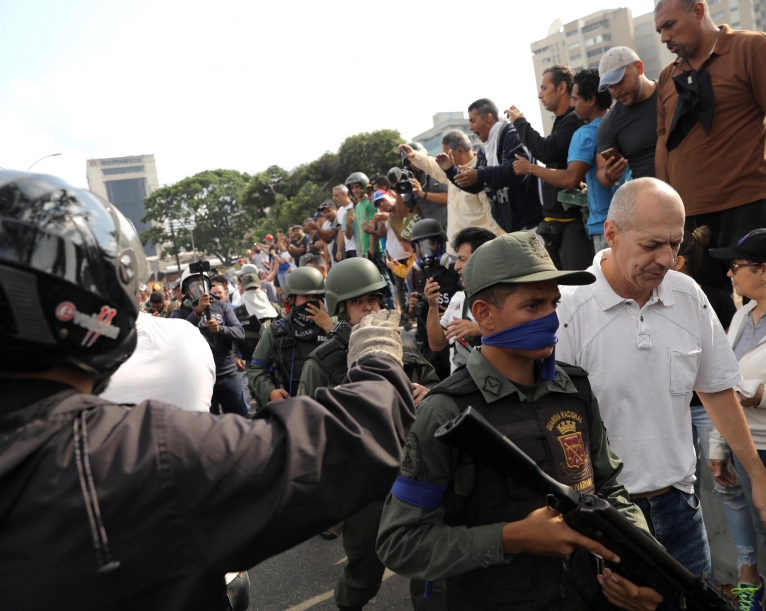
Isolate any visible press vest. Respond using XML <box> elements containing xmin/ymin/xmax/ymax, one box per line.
<box><xmin>413</xmin><ymin>265</ymin><xmax>461</xmax><ymax>380</ymax></box>
<box><xmin>233</xmin><ymin>304</ymin><xmax>273</xmax><ymax>361</ymax></box>
<box><xmin>429</xmin><ymin>364</ymin><xmax>602</xmax><ymax>611</ymax></box>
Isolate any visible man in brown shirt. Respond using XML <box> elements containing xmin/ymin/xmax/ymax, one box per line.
<box><xmin>655</xmin><ymin>0</ymin><xmax>766</xmax><ymax>290</ymax></box>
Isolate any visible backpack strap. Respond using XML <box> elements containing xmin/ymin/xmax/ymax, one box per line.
<box><xmin>428</xmin><ymin>367</ymin><xmax>485</xmax><ymax>413</ymax></box>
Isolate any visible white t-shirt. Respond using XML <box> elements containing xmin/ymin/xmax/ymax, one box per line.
<box><xmin>385</xmin><ymin>220</ymin><xmax>408</xmax><ymax>261</ymax></box>
<box><xmin>440</xmin><ymin>291</ymin><xmax>477</xmax><ymax>374</ymax></box>
<box><xmin>101</xmin><ymin>313</ymin><xmax>216</xmax><ymax>412</ymax></box>
<box><xmin>322</xmin><ymin>218</ymin><xmax>337</xmax><ymax>267</ymax></box>
<box><xmin>557</xmin><ymin>249</ymin><xmax>741</xmax><ymax>494</ymax></box>
<box><xmin>250</xmin><ymin>250</ymin><xmax>271</xmax><ymax>274</ymax></box>
<box><xmin>337</xmin><ymin>203</ymin><xmax>357</xmax><ymax>252</ymax></box>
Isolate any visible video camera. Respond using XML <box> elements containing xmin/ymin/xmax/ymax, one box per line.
<box><xmin>387</xmin><ymin>166</ymin><xmax>416</xmax><ymax>196</ymax></box>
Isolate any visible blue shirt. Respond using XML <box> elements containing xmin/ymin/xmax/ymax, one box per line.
<box><xmin>567</xmin><ymin>117</ymin><xmax>621</xmax><ymax>236</ymax></box>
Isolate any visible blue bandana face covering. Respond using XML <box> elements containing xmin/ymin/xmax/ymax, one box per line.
<box><xmin>481</xmin><ymin>311</ymin><xmax>560</xmax><ymax>380</ymax></box>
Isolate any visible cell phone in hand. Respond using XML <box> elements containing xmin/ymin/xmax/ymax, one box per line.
<box><xmin>600</xmin><ymin>148</ymin><xmax>621</xmax><ymax>162</ymax></box>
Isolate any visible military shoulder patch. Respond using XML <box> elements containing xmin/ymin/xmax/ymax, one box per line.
<box><xmin>400</xmin><ymin>433</ymin><xmax>421</xmax><ymax>478</ymax></box>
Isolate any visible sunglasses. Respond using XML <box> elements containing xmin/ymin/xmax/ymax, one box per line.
<box><xmin>730</xmin><ymin>261</ymin><xmax>763</xmax><ymax>274</ymax></box>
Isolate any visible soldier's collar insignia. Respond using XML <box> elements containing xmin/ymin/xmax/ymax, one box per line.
<box><xmin>483</xmin><ymin>376</ymin><xmax>502</xmax><ymax>397</ymax></box>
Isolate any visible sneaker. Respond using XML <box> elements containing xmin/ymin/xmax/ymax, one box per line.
<box><xmin>732</xmin><ymin>575</ymin><xmax>765</xmax><ymax>611</ymax></box>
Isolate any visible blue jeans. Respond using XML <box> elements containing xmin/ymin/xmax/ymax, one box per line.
<box><xmin>633</xmin><ymin>488</ymin><xmax>712</xmax><ymax>609</ymax></box>
<box><xmin>211</xmin><ymin>372</ymin><xmax>249</xmax><ymax>417</ymax></box>
<box><xmin>731</xmin><ymin>451</ymin><xmax>766</xmax><ymax>570</ymax></box>
<box><xmin>691</xmin><ymin>404</ymin><xmax>756</xmax><ymax>571</ymax></box>
<box><xmin>277</xmin><ymin>271</ymin><xmax>289</xmax><ymax>295</ymax></box>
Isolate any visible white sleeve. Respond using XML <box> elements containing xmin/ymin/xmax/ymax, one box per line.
<box><xmin>555</xmin><ymin>287</ymin><xmax>579</xmax><ymax>366</ymax></box>
<box><xmin>708</xmin><ymin>426</ymin><xmax>732</xmax><ymax>461</ymax></box>
<box><xmin>693</xmin><ymin>288</ymin><xmax>742</xmax><ymax>393</ymax></box>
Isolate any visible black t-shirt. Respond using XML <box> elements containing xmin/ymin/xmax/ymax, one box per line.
<box><xmin>291</xmin><ymin>235</ymin><xmax>310</xmax><ymax>266</ymax></box>
<box><xmin>597</xmin><ymin>85</ymin><xmax>658</xmax><ymax>179</ymax></box>
<box><xmin>701</xmin><ymin>284</ymin><xmax>737</xmax><ymax>331</ymax></box>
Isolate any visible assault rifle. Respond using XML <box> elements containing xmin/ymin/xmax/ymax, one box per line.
<box><xmin>434</xmin><ymin>407</ymin><xmax>735</xmax><ymax>611</ymax></box>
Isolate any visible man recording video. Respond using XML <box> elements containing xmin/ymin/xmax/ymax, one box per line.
<box><xmin>171</xmin><ymin>263</ymin><xmax>248</xmax><ymax>417</ymax></box>
<box><xmin>391</xmin><ymin>142</ymin><xmax>448</xmax><ymax>231</ymax></box>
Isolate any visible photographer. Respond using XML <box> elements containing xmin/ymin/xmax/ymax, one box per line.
<box><xmin>405</xmin><ymin>219</ymin><xmax>460</xmax><ymax>380</ymax></box>
<box><xmin>426</xmin><ymin>227</ymin><xmax>496</xmax><ymax>375</ymax></box>
<box><xmin>172</xmin><ymin>264</ymin><xmax>248</xmax><ymax>416</ymax></box>
<box><xmin>391</xmin><ymin>142</ymin><xmax>448</xmax><ymax>231</ymax></box>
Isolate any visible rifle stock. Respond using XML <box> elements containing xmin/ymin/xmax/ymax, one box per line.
<box><xmin>434</xmin><ymin>407</ymin><xmax>735</xmax><ymax>611</ymax></box>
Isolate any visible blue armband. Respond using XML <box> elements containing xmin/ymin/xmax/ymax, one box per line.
<box><xmin>391</xmin><ymin>475</ymin><xmax>446</xmax><ymax>510</ymax></box>
<box><xmin>250</xmin><ymin>359</ymin><xmax>273</xmax><ymax>373</ymax></box>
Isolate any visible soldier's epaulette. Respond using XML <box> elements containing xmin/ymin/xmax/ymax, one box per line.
<box><xmin>428</xmin><ymin>367</ymin><xmax>478</xmax><ymax>396</ymax></box>
<box><xmin>555</xmin><ymin>361</ymin><xmax>589</xmax><ymax>378</ymax></box>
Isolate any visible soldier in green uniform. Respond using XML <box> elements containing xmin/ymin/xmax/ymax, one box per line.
<box><xmin>297</xmin><ymin>257</ymin><xmax>439</xmax><ymax>400</ymax></box>
<box><xmin>247</xmin><ymin>266</ymin><xmax>332</xmax><ymax>406</ymax></box>
<box><xmin>295</xmin><ymin>257</ymin><xmax>443</xmax><ymax>611</ymax></box>
<box><xmin>376</xmin><ymin>231</ymin><xmax>663</xmax><ymax>611</ymax></box>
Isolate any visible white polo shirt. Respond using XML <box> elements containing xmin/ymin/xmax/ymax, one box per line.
<box><xmin>557</xmin><ymin>250</ymin><xmax>741</xmax><ymax>494</ymax></box>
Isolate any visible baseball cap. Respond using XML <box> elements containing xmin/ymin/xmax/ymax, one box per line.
<box><xmin>236</xmin><ymin>264</ymin><xmax>259</xmax><ymax>277</ymax></box>
<box><xmin>598</xmin><ymin>47</ymin><xmax>640</xmax><ymax>92</ymax></box>
<box><xmin>264</xmin><ymin>234</ymin><xmax>274</xmax><ymax>241</ymax></box>
<box><xmin>372</xmin><ymin>190</ymin><xmax>388</xmax><ymax>205</ymax></box>
<box><xmin>139</xmin><ymin>284</ymin><xmax>148</xmax><ymax>292</ymax></box>
<box><xmin>318</xmin><ymin>201</ymin><xmax>336</xmax><ymax>211</ymax></box>
<box><xmin>462</xmin><ymin>231</ymin><xmax>595</xmax><ymax>297</ymax></box>
<box><xmin>709</xmin><ymin>229</ymin><xmax>766</xmax><ymax>262</ymax></box>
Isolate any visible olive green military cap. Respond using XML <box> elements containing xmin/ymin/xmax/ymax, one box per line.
<box><xmin>462</xmin><ymin>231</ymin><xmax>595</xmax><ymax>297</ymax></box>
<box><xmin>239</xmin><ymin>272</ymin><xmax>261</xmax><ymax>290</ymax></box>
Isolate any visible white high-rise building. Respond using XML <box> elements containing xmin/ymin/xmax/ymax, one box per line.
<box><xmin>86</xmin><ymin>154</ymin><xmax>160</xmax><ymax>256</ymax></box>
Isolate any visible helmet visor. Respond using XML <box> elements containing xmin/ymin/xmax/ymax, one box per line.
<box><xmin>185</xmin><ymin>276</ymin><xmax>210</xmax><ymax>302</ymax></box>
<box><xmin>415</xmin><ymin>239</ymin><xmax>441</xmax><ymax>260</ymax></box>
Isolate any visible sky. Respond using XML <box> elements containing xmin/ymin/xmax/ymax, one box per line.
<box><xmin>0</xmin><ymin>0</ymin><xmax>656</xmax><ymax>190</ymax></box>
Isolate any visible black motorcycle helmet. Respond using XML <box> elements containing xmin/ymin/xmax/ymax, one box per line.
<box><xmin>0</xmin><ymin>170</ymin><xmax>147</xmax><ymax>382</ymax></box>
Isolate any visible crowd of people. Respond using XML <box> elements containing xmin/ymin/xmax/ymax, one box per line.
<box><xmin>2</xmin><ymin>1</ymin><xmax>766</xmax><ymax>610</ymax></box>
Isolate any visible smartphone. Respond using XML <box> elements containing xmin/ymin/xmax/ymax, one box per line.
<box><xmin>600</xmin><ymin>148</ymin><xmax>621</xmax><ymax>162</ymax></box>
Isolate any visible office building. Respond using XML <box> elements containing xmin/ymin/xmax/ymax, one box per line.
<box><xmin>412</xmin><ymin>112</ymin><xmax>481</xmax><ymax>156</ymax></box>
<box><xmin>86</xmin><ymin>154</ymin><xmax>160</xmax><ymax>256</ymax></box>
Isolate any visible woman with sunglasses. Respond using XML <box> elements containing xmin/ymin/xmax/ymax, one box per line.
<box><xmin>707</xmin><ymin>229</ymin><xmax>766</xmax><ymax>607</ymax></box>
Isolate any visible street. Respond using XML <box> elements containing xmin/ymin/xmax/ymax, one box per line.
<box><xmin>246</xmin><ymin>533</ymin><xmax>410</xmax><ymax>611</ymax></box>
<box><xmin>245</xmin><ymin>463</ymin><xmax>766</xmax><ymax>610</ymax></box>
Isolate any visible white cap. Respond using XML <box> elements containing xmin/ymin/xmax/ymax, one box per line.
<box><xmin>598</xmin><ymin>47</ymin><xmax>640</xmax><ymax>92</ymax></box>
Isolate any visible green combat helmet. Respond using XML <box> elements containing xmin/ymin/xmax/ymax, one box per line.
<box><xmin>282</xmin><ymin>266</ymin><xmax>326</xmax><ymax>300</ymax></box>
<box><xmin>325</xmin><ymin>258</ymin><xmax>390</xmax><ymax>320</ymax></box>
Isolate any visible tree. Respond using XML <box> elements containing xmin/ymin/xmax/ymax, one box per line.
<box><xmin>140</xmin><ymin>183</ymin><xmax>193</xmax><ymax>271</ymax></box>
<box><xmin>337</xmin><ymin>130</ymin><xmax>404</xmax><ymax>182</ymax></box>
<box><xmin>141</xmin><ymin>169</ymin><xmax>254</xmax><ymax>266</ymax></box>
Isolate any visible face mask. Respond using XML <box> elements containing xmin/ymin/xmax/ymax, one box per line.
<box><xmin>288</xmin><ymin>300</ymin><xmax>322</xmax><ymax>340</ymax></box>
<box><xmin>481</xmin><ymin>311</ymin><xmax>559</xmax><ymax>381</ymax></box>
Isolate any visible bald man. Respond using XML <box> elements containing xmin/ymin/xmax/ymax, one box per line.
<box><xmin>557</xmin><ymin>178</ymin><xmax>766</xmax><ymax>587</ymax></box>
